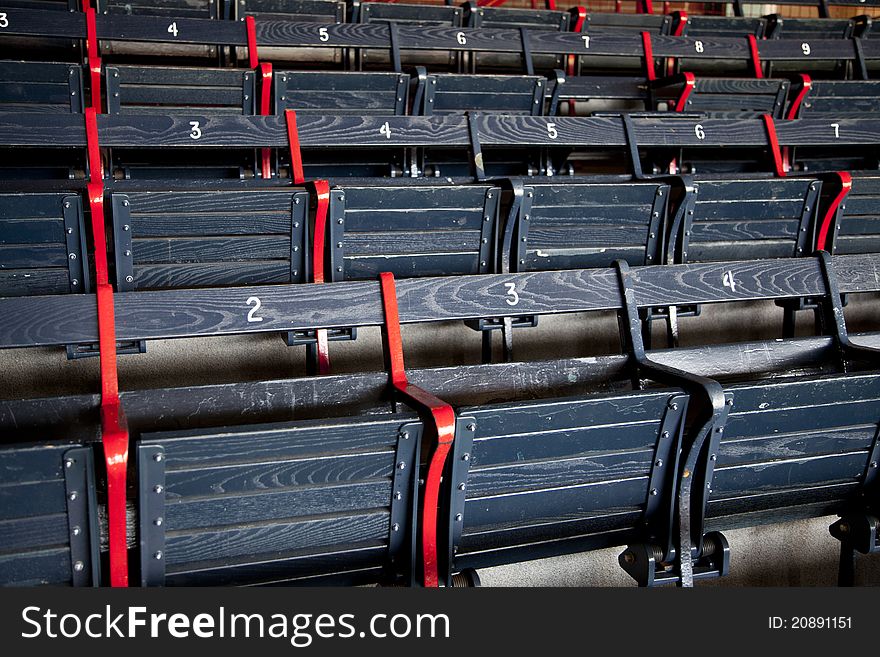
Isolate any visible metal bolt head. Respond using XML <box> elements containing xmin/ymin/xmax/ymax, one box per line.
<box><xmin>398</xmin><ymin>431</ymin><xmax>409</xmax><ymax>440</ymax></box>
<box><xmin>392</xmin><ymin>523</ymin><xmax>400</xmax><ymax>532</ymax></box>
<box><xmin>153</xmin><ymin>484</ymin><xmax>163</xmax><ymax>494</ymax></box>
<box><xmin>710</xmin><ymin>454</ymin><xmax>717</xmax><ymax>462</ymax></box>
<box><xmin>397</xmin><ymin>461</ymin><xmax>406</xmax><ymax>470</ymax></box>
<box><xmin>67</xmin><ymin>227</ymin><xmax>73</xmax><ymax>234</ymax></box>
<box><xmin>871</xmin><ymin>461</ymin><xmax>878</xmax><ymax>469</ymax></box>
<box><xmin>65</xmin><ymin>458</ymin><xmax>75</xmax><ymax>468</ymax></box>
<box><xmin>64</xmin><ymin>201</ymin><xmax>71</xmax><ymax>208</ymax></box>
<box><xmin>69</xmin><ymin>253</ymin><xmax>77</xmax><ymax>260</ymax></box>
<box><xmin>462</xmin><ymin>453</ymin><xmax>470</xmax><ymax>462</ymax></box>
<box><xmin>154</xmin><ymin>517</ymin><xmax>163</xmax><ymax>527</ymax></box>
<box><xmin>661</xmin><ymin>431</ymin><xmax>669</xmax><ymax>439</ymax></box>
<box><xmin>68</xmin><ymin>492</ymin><xmax>77</xmax><ymax>501</ymax></box>
<box><xmin>726</xmin><ymin>399</ymin><xmax>733</xmax><ymax>406</ymax></box>
<box><xmin>715</xmin><ymin>427</ymin><xmax>723</xmax><ymax>434</ymax></box>
<box><xmin>126</xmin><ymin>276</ymin><xmax>134</xmax><ymax>283</ymax></box>
<box><xmin>153</xmin><ymin>453</ymin><xmax>163</xmax><ymax>462</ymax></box>
<box><xmin>336</xmin><ymin>266</ymin><xmax>343</xmax><ymax>272</ymax></box>
<box><xmin>466</xmin><ymin>423</ymin><xmax>476</xmax><ymax>432</ymax></box>
<box><xmin>72</xmin><ymin>280</ymin><xmax>79</xmax><ymax>287</ymax></box>
<box><xmin>668</xmin><ymin>402</ymin><xmax>678</xmax><ymax>411</ymax></box>
<box><xmin>74</xmin><ymin>561</ymin><xmax>84</xmax><ymax>572</ymax></box>
<box><xmin>655</xmin><ymin>459</ymin><xmax>663</xmax><ymax>467</ymax></box>
<box><xmin>455</xmin><ymin>514</ymin><xmax>463</xmax><ymax>521</ymax></box>
<box><xmin>123</xmin><ymin>224</ymin><xmax>130</xmax><ymax>231</ymax></box>
<box><xmin>393</xmin><ymin>492</ymin><xmax>402</xmax><ymax>500</ymax></box>
<box><xmin>458</xmin><ymin>483</ymin><xmax>466</xmax><ymax>491</ymax></box>
<box><xmin>337</xmin><ymin>218</ymin><xmax>343</xmax><ymax>224</ymax></box>
<box><xmin>124</xmin><ymin>250</ymin><xmax>131</xmax><ymax>257</ymax></box>
<box><xmin>72</xmin><ymin>526</ymin><xmax>81</xmax><ymax>536</ymax></box>
<box><xmin>650</xmin><ymin>488</ymin><xmax>658</xmax><ymax>496</ymax></box>
<box><xmin>154</xmin><ymin>551</ymin><xmax>163</xmax><ymax>560</ymax></box>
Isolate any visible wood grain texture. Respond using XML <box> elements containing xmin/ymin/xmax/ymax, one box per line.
<box><xmin>463</xmin><ymin>476</ymin><xmax>648</xmax><ymax>529</ymax></box>
<box><xmin>711</xmin><ymin>452</ymin><xmax>868</xmax><ymax>497</ymax></box>
<box><xmin>164</xmin><ymin>451</ymin><xmax>394</xmax><ymax>498</ymax></box>
<box><xmin>164</xmin><ymin>544</ymin><xmax>387</xmax><ymax>586</ymax></box>
<box><xmin>0</xmin><ymin>113</ymin><xmax>879</xmax><ymax>150</ymax></box>
<box><xmin>163</xmin><ymin>510</ymin><xmax>389</xmax><ymax>565</ymax></box>
<box><xmin>165</xmin><ymin>480</ymin><xmax>393</xmax><ymax>530</ymax></box>
<box><xmin>2</xmin><ymin>254</ymin><xmax>879</xmax><ymax>347</ymax></box>
<box><xmin>466</xmin><ymin>450</ymin><xmax>654</xmax><ymax>498</ymax></box>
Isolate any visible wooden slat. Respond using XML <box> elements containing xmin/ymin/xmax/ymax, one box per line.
<box><xmin>133</xmin><ymin>236</ymin><xmax>291</xmax><ymax>264</ymax></box>
<box><xmin>164</xmin><ymin>451</ymin><xmax>394</xmax><ymax>498</ymax></box>
<box><xmin>0</xmin><ymin>243</ymin><xmax>69</xmax><ymax>268</ymax></box>
<box><xmin>164</xmin><ymin>510</ymin><xmax>389</xmax><ymax>565</ymax></box>
<box><xmin>0</xmin><ymin>269</ymin><xmax>69</xmax><ymax>296</ymax></box>
<box><xmin>165</xmin><ymin>480</ymin><xmax>393</xmax><ymax>530</ymax></box>
<box><xmin>0</xmin><ymin>547</ymin><xmax>71</xmax><ymax>587</ymax></box>
<box><xmin>2</xmin><ymin>254</ymin><xmax>878</xmax><ymax>347</ymax></box>
<box><xmin>344</xmin><ymin>230</ymin><xmax>480</xmax><ymax>256</ymax></box>
<box><xmin>134</xmin><ymin>261</ymin><xmax>291</xmax><ymax>289</ymax></box>
<box><xmin>463</xmin><ymin>476</ymin><xmax>648</xmax><ymax>530</ymax></box>
<box><xmin>467</xmin><ymin>449</ymin><xmax>654</xmax><ymax>498</ymax></box>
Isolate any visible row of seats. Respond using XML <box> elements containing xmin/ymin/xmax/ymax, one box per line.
<box><xmin>4</xmin><ymin>5</ymin><xmax>880</xmax><ymax>80</ymax></box>
<box><xmin>6</xmin><ymin>174</ymin><xmax>877</xmax><ymax>299</ymax></box>
<box><xmin>73</xmin><ymin>0</ymin><xmax>880</xmax><ymax>43</ymax></box>
<box><xmin>7</xmin><ymin>58</ymin><xmax>880</xmax><ymax>122</ymax></box>
<box><xmin>2</xmin><ymin>254</ymin><xmax>878</xmax><ymax>586</ymax></box>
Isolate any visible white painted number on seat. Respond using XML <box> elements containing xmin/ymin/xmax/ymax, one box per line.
<box><xmin>722</xmin><ymin>271</ymin><xmax>736</xmax><ymax>293</ymax></box>
<box><xmin>246</xmin><ymin>296</ymin><xmax>263</xmax><ymax>323</ymax></box>
<box><xmin>505</xmin><ymin>283</ymin><xmax>520</xmax><ymax>306</ymax></box>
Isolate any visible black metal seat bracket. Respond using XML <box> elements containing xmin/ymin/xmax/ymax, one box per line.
<box><xmin>615</xmin><ymin>259</ymin><xmax>732</xmax><ymax>587</ymax></box>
